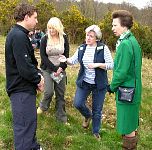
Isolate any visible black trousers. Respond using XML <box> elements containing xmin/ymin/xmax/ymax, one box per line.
<box><xmin>10</xmin><ymin>92</ymin><xmax>39</xmax><ymax>150</ymax></box>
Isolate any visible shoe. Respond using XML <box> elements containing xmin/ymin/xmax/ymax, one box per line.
<box><xmin>93</xmin><ymin>133</ymin><xmax>101</xmax><ymax>141</ymax></box>
<box><xmin>64</xmin><ymin>122</ymin><xmax>70</xmax><ymax>126</ymax></box>
<box><xmin>31</xmin><ymin>145</ymin><xmax>43</xmax><ymax>150</ymax></box>
<box><xmin>82</xmin><ymin>117</ymin><xmax>91</xmax><ymax>128</ymax></box>
<box><xmin>39</xmin><ymin>146</ymin><xmax>43</xmax><ymax>150</ymax></box>
<box><xmin>37</xmin><ymin>107</ymin><xmax>43</xmax><ymax>114</ymax></box>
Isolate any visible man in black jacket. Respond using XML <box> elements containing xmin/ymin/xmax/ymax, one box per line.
<box><xmin>5</xmin><ymin>3</ymin><xmax>44</xmax><ymax>150</ymax></box>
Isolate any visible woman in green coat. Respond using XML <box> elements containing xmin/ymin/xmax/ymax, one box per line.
<box><xmin>107</xmin><ymin>10</ymin><xmax>142</xmax><ymax>149</ymax></box>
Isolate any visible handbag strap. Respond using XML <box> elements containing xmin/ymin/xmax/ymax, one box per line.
<box><xmin>129</xmin><ymin>39</ymin><xmax>136</xmax><ymax>88</ymax></box>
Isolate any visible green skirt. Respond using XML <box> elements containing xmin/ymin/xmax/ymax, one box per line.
<box><xmin>116</xmin><ymin>103</ymin><xmax>140</xmax><ymax>134</ymax></box>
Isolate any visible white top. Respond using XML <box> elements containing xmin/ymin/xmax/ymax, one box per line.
<box><xmin>68</xmin><ymin>44</ymin><xmax>113</xmax><ymax>84</ymax></box>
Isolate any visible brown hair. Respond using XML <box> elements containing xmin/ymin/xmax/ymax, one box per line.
<box><xmin>112</xmin><ymin>10</ymin><xmax>133</xmax><ymax>29</ymax></box>
<box><xmin>14</xmin><ymin>3</ymin><xmax>37</xmax><ymax>22</ymax></box>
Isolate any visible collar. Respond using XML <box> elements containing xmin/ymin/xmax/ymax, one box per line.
<box><xmin>116</xmin><ymin>30</ymin><xmax>132</xmax><ymax>49</ymax></box>
<box><xmin>119</xmin><ymin>30</ymin><xmax>131</xmax><ymax>41</ymax></box>
<box><xmin>14</xmin><ymin>24</ymin><xmax>29</xmax><ymax>34</ymax></box>
<box><xmin>79</xmin><ymin>41</ymin><xmax>104</xmax><ymax>51</ymax></box>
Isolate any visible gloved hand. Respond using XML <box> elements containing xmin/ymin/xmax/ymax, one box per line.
<box><xmin>107</xmin><ymin>85</ymin><xmax>114</xmax><ymax>94</ymax></box>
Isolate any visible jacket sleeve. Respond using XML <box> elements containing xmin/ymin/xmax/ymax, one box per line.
<box><xmin>13</xmin><ymin>33</ymin><xmax>41</xmax><ymax>85</ymax></box>
<box><xmin>40</xmin><ymin>35</ymin><xmax>58</xmax><ymax>72</ymax></box>
<box><xmin>110</xmin><ymin>42</ymin><xmax>133</xmax><ymax>92</ymax></box>
<box><xmin>59</xmin><ymin>34</ymin><xmax>69</xmax><ymax>70</ymax></box>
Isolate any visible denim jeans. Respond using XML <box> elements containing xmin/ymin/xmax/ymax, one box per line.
<box><xmin>74</xmin><ymin>81</ymin><xmax>106</xmax><ymax>134</ymax></box>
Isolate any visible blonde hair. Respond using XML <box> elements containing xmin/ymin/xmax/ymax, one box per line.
<box><xmin>47</xmin><ymin>17</ymin><xmax>65</xmax><ymax>45</ymax></box>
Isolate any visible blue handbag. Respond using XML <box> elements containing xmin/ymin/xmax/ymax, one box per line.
<box><xmin>118</xmin><ymin>40</ymin><xmax>136</xmax><ymax>103</ymax></box>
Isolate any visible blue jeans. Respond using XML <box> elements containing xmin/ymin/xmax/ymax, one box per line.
<box><xmin>74</xmin><ymin>81</ymin><xmax>106</xmax><ymax>134</ymax></box>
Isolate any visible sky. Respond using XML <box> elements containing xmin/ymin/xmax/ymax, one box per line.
<box><xmin>98</xmin><ymin>0</ymin><xmax>151</xmax><ymax>9</ymax></box>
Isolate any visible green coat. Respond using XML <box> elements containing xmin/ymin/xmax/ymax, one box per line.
<box><xmin>110</xmin><ymin>31</ymin><xmax>142</xmax><ymax>134</ymax></box>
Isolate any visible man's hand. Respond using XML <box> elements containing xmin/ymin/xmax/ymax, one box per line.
<box><xmin>37</xmin><ymin>75</ymin><xmax>44</xmax><ymax>92</ymax></box>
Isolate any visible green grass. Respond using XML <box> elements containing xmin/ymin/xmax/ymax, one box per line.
<box><xmin>0</xmin><ymin>36</ymin><xmax>152</xmax><ymax>149</ymax></box>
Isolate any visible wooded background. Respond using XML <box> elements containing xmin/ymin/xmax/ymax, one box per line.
<box><xmin>0</xmin><ymin>0</ymin><xmax>152</xmax><ymax>58</ymax></box>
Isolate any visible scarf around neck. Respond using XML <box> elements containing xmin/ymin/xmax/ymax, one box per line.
<box><xmin>116</xmin><ymin>30</ymin><xmax>130</xmax><ymax>50</ymax></box>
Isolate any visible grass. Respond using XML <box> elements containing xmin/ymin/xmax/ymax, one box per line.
<box><xmin>0</xmin><ymin>35</ymin><xmax>152</xmax><ymax>149</ymax></box>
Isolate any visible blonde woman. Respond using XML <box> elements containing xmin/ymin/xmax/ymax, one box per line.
<box><xmin>37</xmin><ymin>17</ymin><xmax>69</xmax><ymax>124</ymax></box>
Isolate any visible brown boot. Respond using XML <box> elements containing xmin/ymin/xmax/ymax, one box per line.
<box><xmin>122</xmin><ymin>135</ymin><xmax>138</xmax><ymax>150</ymax></box>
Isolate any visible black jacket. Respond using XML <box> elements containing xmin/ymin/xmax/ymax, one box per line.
<box><xmin>40</xmin><ymin>34</ymin><xmax>69</xmax><ymax>72</ymax></box>
<box><xmin>5</xmin><ymin>24</ymin><xmax>41</xmax><ymax>96</ymax></box>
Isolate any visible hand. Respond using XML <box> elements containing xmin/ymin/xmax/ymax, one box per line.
<box><xmin>88</xmin><ymin>63</ymin><xmax>101</xmax><ymax>69</ymax></box>
<box><xmin>58</xmin><ymin>55</ymin><xmax>67</xmax><ymax>62</ymax></box>
<box><xmin>37</xmin><ymin>75</ymin><xmax>44</xmax><ymax>92</ymax></box>
<box><xmin>107</xmin><ymin>85</ymin><xmax>114</xmax><ymax>94</ymax></box>
<box><xmin>54</xmin><ymin>67</ymin><xmax>63</xmax><ymax>76</ymax></box>
<box><xmin>88</xmin><ymin>63</ymin><xmax>97</xmax><ymax>69</ymax></box>
<box><xmin>57</xmin><ymin>67</ymin><xmax>63</xmax><ymax>74</ymax></box>
<box><xmin>32</xmin><ymin>44</ymin><xmax>37</xmax><ymax>49</ymax></box>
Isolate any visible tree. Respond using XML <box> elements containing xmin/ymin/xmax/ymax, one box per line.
<box><xmin>35</xmin><ymin>0</ymin><xmax>58</xmax><ymax>32</ymax></box>
<box><xmin>132</xmin><ymin>22</ymin><xmax>152</xmax><ymax>58</ymax></box>
<box><xmin>99</xmin><ymin>11</ymin><xmax>152</xmax><ymax>59</ymax></box>
<box><xmin>0</xmin><ymin>0</ymin><xmax>19</xmax><ymax>35</ymax></box>
<box><xmin>99</xmin><ymin>11</ymin><xmax>117</xmax><ymax>51</ymax></box>
<box><xmin>60</xmin><ymin>5</ymin><xmax>92</xmax><ymax>44</ymax></box>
